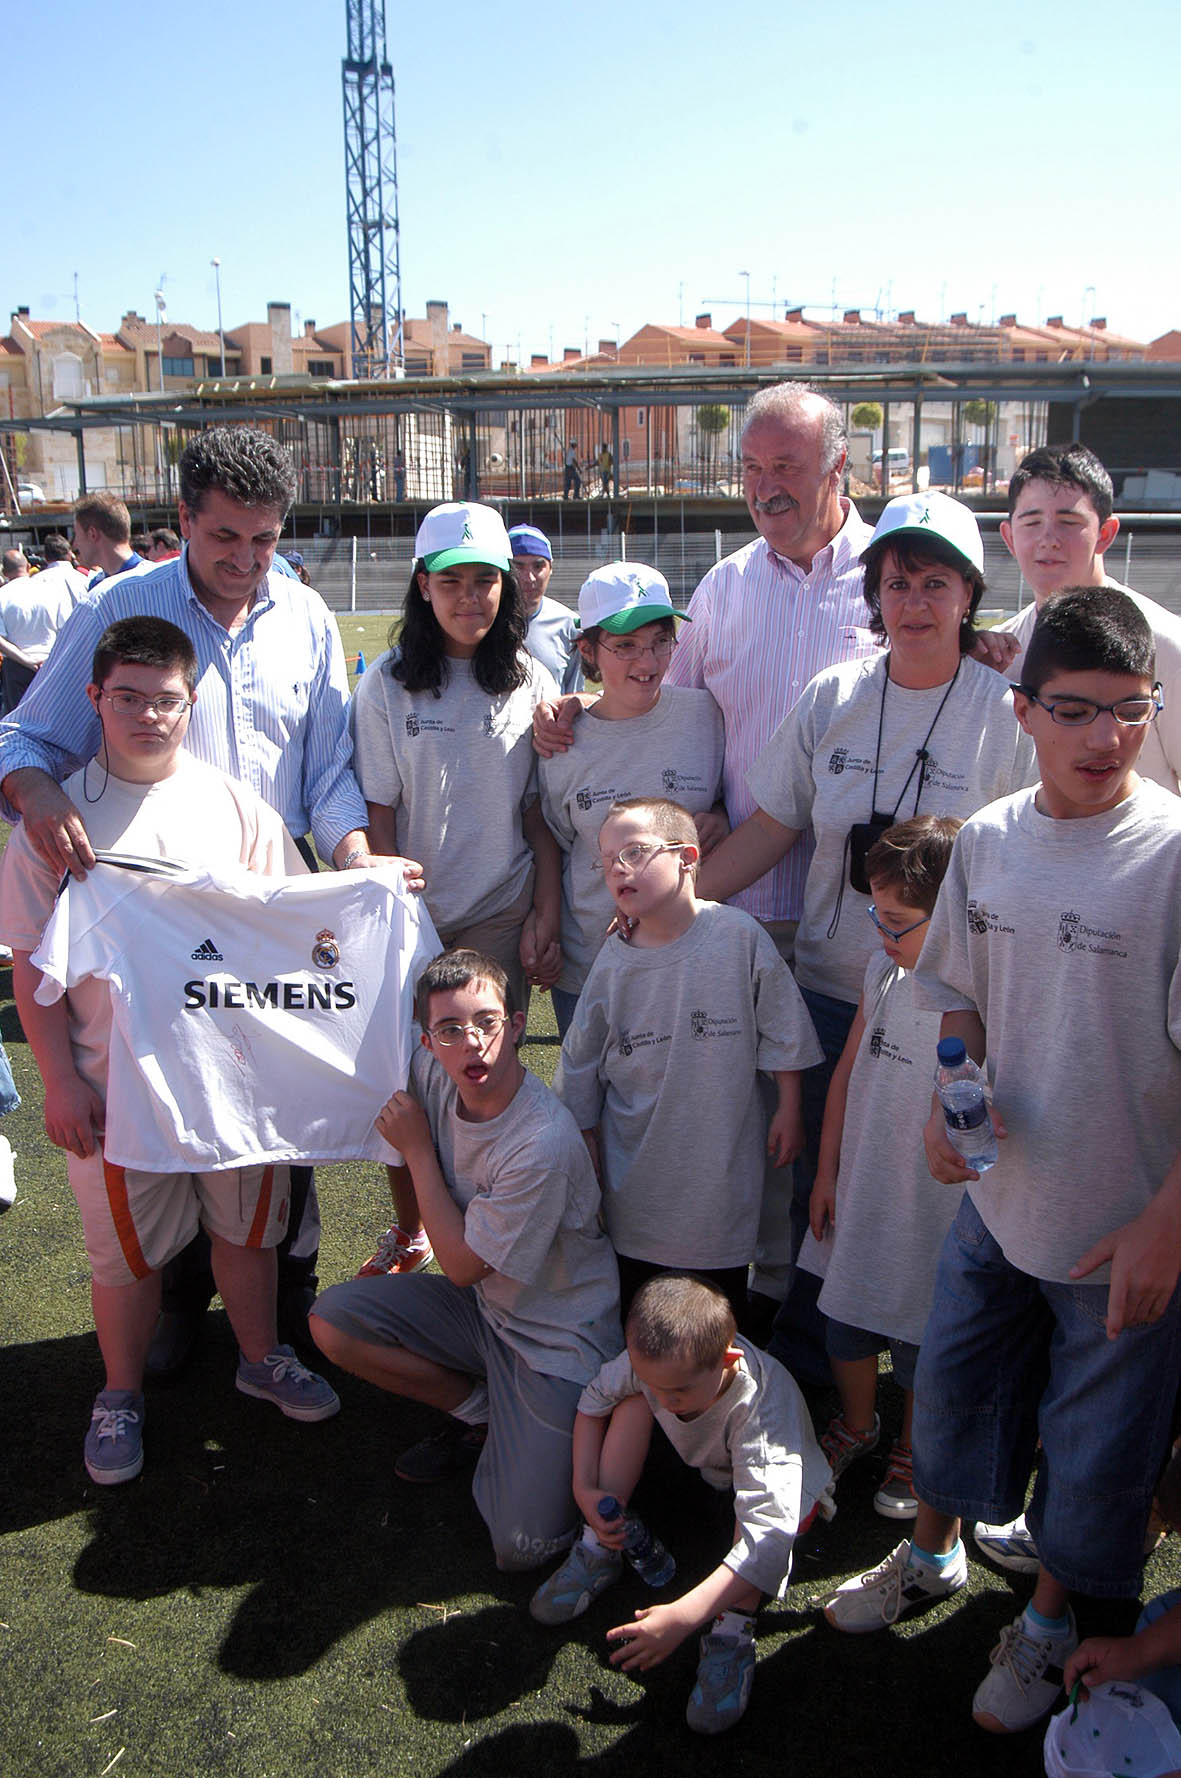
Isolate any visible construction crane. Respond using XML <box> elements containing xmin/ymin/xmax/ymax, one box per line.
<box><xmin>341</xmin><ymin>0</ymin><xmax>403</xmax><ymax>378</ymax></box>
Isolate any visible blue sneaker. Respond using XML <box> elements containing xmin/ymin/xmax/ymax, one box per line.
<box><xmin>235</xmin><ymin>1345</ymin><xmax>340</xmax><ymax>1422</ymax></box>
<box><xmin>529</xmin><ymin>1539</ymin><xmax>622</xmax><ymax>1624</ymax></box>
<box><xmin>685</xmin><ymin>1630</ymin><xmax>756</xmax><ymax>1734</ymax></box>
<box><xmin>84</xmin><ymin>1389</ymin><xmax>145</xmax><ymax>1485</ymax></box>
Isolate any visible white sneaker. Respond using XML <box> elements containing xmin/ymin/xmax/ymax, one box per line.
<box><xmin>823</xmin><ymin>1539</ymin><xmax>967</xmax><ymax>1634</ymax></box>
<box><xmin>972</xmin><ymin>1607</ymin><xmax>1077</xmax><ymax>1733</ymax></box>
<box><xmin>972</xmin><ymin>1513</ymin><xmax>1039</xmax><ymax>1574</ymax></box>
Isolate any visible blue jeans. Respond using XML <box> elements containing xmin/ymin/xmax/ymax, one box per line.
<box><xmin>1139</xmin><ymin>1589</ymin><xmax>1181</xmax><ymax>1724</ymax></box>
<box><xmin>0</xmin><ymin>1040</ymin><xmax>19</xmax><ymax>1116</ymax></box>
<box><xmin>550</xmin><ymin>986</ymin><xmax>580</xmax><ymax>1043</ymax></box>
<box><xmin>826</xmin><ymin>1316</ymin><xmax>920</xmax><ymax>1392</ymax></box>
<box><xmin>913</xmin><ymin>1193</ymin><xmax>1181</xmax><ymax>1597</ymax></box>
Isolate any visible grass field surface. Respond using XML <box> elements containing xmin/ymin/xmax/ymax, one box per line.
<box><xmin>0</xmin><ymin>636</ymin><xmax>1176</xmax><ymax>1774</ymax></box>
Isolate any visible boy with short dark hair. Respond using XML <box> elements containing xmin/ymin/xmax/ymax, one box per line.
<box><xmin>824</xmin><ymin>587</ymin><xmax>1181</xmax><ymax>1737</ymax></box>
<box><xmin>799</xmin><ymin>813</ymin><xmax>963</xmax><ymax>1518</ymax></box>
<box><xmin>998</xmin><ymin>442</ymin><xmax>1181</xmax><ymax>793</ymax></box>
<box><xmin>0</xmin><ymin>616</ymin><xmax>339</xmax><ymax>1487</ymax></box>
<box><xmin>309</xmin><ymin>948</ymin><xmax>622</xmax><ymax>1572</ymax></box>
<box><xmin>553</xmin><ymin>796</ymin><xmax>821</xmax><ymax>1321</ymax></box>
<box><xmin>530</xmin><ymin>1272</ymin><xmax>833</xmax><ymax>1734</ymax></box>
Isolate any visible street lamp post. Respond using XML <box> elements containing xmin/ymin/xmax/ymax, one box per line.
<box><xmin>154</xmin><ymin>284</ymin><xmax>167</xmax><ymax>392</ymax></box>
<box><xmin>212</xmin><ymin>257</ymin><xmax>226</xmax><ymax>376</ymax></box>
<box><xmin>739</xmin><ymin>270</ymin><xmax>751</xmax><ymax>368</ymax></box>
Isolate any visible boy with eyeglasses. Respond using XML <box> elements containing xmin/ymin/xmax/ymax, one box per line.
<box><xmin>0</xmin><ymin>617</ymin><xmax>341</xmax><ymax>1486</ymax></box>
<box><xmin>553</xmin><ymin>797</ymin><xmax>821</xmax><ymax>1323</ymax></box>
<box><xmin>796</xmin><ymin>813</ymin><xmax>963</xmax><ymax>1519</ymax></box>
<box><xmin>824</xmin><ymin>588</ymin><xmax>1181</xmax><ymax>1738</ymax></box>
<box><xmin>310</xmin><ymin>948</ymin><xmax>622</xmax><ymax>1571</ymax></box>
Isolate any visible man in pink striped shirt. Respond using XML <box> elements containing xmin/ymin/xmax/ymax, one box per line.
<box><xmin>663</xmin><ymin>383</ymin><xmax>876</xmax><ymax>937</ymax></box>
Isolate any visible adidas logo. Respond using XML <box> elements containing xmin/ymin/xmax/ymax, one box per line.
<box><xmin>191</xmin><ymin>938</ymin><xmax>223</xmax><ymax>961</ymax></box>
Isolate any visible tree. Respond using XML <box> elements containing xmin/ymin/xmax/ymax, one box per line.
<box><xmin>962</xmin><ymin>399</ymin><xmax>997</xmax><ymax>429</ymax></box>
<box><xmin>851</xmin><ymin>401</ymin><xmax>882</xmax><ymax>433</ymax></box>
<box><xmin>695</xmin><ymin>404</ymin><xmax>730</xmax><ymax>489</ymax></box>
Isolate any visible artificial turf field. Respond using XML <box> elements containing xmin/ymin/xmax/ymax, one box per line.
<box><xmin>0</xmin><ymin>613</ymin><xmax>1177</xmax><ymax>1776</ymax></box>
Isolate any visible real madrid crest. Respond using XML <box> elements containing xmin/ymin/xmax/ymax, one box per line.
<box><xmin>312</xmin><ymin>928</ymin><xmax>341</xmax><ymax>969</ymax></box>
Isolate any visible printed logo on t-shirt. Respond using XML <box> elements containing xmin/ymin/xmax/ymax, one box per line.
<box><xmin>1057</xmin><ymin>909</ymin><xmax>1127</xmax><ymax>958</ymax></box>
<box><xmin>312</xmin><ymin>928</ymin><xmax>341</xmax><ymax>968</ymax></box>
<box><xmin>191</xmin><ymin>937</ymin><xmax>224</xmax><ymax>961</ymax></box>
<box><xmin>660</xmin><ymin>766</ymin><xmax>707</xmax><ymax>795</ymax></box>
<box><xmin>918</xmin><ymin>751</ymin><xmax>969</xmax><ymax>793</ymax></box>
<box><xmin>404</xmin><ymin>711</ymin><xmax>455</xmax><ymax>738</ymax></box>
<box><xmin>482</xmin><ymin>713</ymin><xmax>496</xmax><ymax>737</ymax></box>
<box><xmin>616</xmin><ymin>1027</ymin><xmax>670</xmax><ymax>1058</ymax></box>
<box><xmin>966</xmin><ymin>899</ymin><xmax>1015</xmax><ymax>937</ymax></box>
<box><xmin>827</xmin><ymin>747</ymin><xmax>873</xmax><ymax>777</ymax></box>
<box><xmin>689</xmin><ymin>1009</ymin><xmax>741</xmax><ymax>1040</ymax></box>
<box><xmin>576</xmin><ymin>788</ymin><xmax>594</xmax><ymax>812</ymax></box>
<box><xmin>868</xmin><ymin>1024</ymin><xmax>913</xmax><ymax>1067</ymax></box>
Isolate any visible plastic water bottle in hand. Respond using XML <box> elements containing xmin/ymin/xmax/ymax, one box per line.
<box><xmin>598</xmin><ymin>1495</ymin><xmax>676</xmax><ymax>1587</ymax></box>
<box><xmin>934</xmin><ymin>1038</ymin><xmax>997</xmax><ymax>1172</ymax></box>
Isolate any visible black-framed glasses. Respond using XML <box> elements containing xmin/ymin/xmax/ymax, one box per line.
<box><xmin>592</xmin><ymin>840</ymin><xmax>684</xmax><ymax>874</ymax></box>
<box><xmin>1009</xmin><ymin>682</ymin><xmax>1163</xmax><ymax>728</ymax></box>
<box><xmin>595</xmin><ymin>634</ymin><xmax>676</xmax><ymax>662</ymax></box>
<box><xmin>428</xmin><ymin>1012</ymin><xmax>508</xmax><ymax>1047</ymax></box>
<box><xmin>102</xmin><ymin>690</ymin><xmax>192</xmax><ymax>717</ymax></box>
<box><xmin>867</xmin><ymin>903</ymin><xmax>930</xmax><ymax>942</ymax></box>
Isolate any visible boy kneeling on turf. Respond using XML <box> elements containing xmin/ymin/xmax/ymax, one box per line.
<box><xmin>824</xmin><ymin>588</ymin><xmax>1181</xmax><ymax>1737</ymax></box>
<box><xmin>310</xmin><ymin>948</ymin><xmax>622</xmax><ymax>1571</ymax></box>
<box><xmin>0</xmin><ymin>617</ymin><xmax>340</xmax><ymax>1487</ymax></box>
<box><xmin>530</xmin><ymin>1273</ymin><xmax>833</xmax><ymax>1734</ymax></box>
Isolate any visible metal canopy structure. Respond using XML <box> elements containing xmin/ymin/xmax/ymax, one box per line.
<box><xmin>341</xmin><ymin>0</ymin><xmax>402</xmax><ymax>379</ymax></box>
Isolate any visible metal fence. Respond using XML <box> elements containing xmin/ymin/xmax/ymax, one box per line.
<box><xmin>299</xmin><ymin>522</ymin><xmax>1181</xmax><ymax>624</ymax></box>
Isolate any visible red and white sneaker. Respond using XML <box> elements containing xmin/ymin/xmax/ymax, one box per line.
<box><xmin>356</xmin><ymin>1224</ymin><xmax>434</xmax><ymax>1278</ymax></box>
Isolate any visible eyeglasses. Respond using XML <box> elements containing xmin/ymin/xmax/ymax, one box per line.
<box><xmin>1009</xmin><ymin>683</ymin><xmax>1163</xmax><ymax>728</ymax></box>
<box><xmin>867</xmin><ymin>903</ymin><xmax>931</xmax><ymax>942</ymax></box>
<box><xmin>595</xmin><ymin>634</ymin><xmax>676</xmax><ymax>662</ymax></box>
<box><xmin>102</xmin><ymin>691</ymin><xmax>192</xmax><ymax>717</ymax></box>
<box><xmin>428</xmin><ymin>1011</ymin><xmax>508</xmax><ymax>1047</ymax></box>
<box><xmin>593</xmin><ymin>839</ymin><xmax>685</xmax><ymax>874</ymax></box>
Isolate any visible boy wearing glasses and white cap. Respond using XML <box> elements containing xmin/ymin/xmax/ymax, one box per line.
<box><xmin>310</xmin><ymin>948</ymin><xmax>622</xmax><ymax>1571</ymax></box>
<box><xmin>554</xmin><ymin>796</ymin><xmax>821</xmax><ymax>1325</ymax></box>
<box><xmin>0</xmin><ymin>617</ymin><xmax>340</xmax><ymax>1488</ymax></box>
<box><xmin>824</xmin><ymin>587</ymin><xmax>1181</xmax><ymax>1739</ymax></box>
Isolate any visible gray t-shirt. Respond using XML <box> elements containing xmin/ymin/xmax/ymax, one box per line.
<box><xmin>539</xmin><ymin>685</ymin><xmax>725</xmax><ymax>992</ymax></box>
<box><xmin>350</xmin><ymin>648</ymin><xmax>557</xmax><ymax>932</ymax></box>
<box><xmin>913</xmin><ymin>781</ymin><xmax>1181</xmax><ymax>1282</ymax></box>
<box><xmin>799</xmin><ymin>951</ymin><xmax>958</xmax><ymax>1347</ymax></box>
<box><xmin>526</xmin><ymin>595</ymin><xmax>583</xmax><ymax>695</ymax></box>
<box><xmin>747</xmin><ymin>653</ymin><xmax>1038</xmax><ymax>1004</ymax></box>
<box><xmin>553</xmin><ymin>902</ymin><xmax>822</xmax><ymax>1268</ymax></box>
<box><xmin>413</xmin><ymin>1049</ymin><xmax>622</xmax><ymax>1382</ymax></box>
<box><xmin>998</xmin><ymin>580</ymin><xmax>1181</xmax><ymax>795</ymax></box>
<box><xmin>578</xmin><ymin>1337</ymin><xmax>834</xmax><ymax>1597</ymax></box>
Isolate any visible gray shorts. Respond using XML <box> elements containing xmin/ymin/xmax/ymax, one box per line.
<box><xmin>312</xmin><ymin>1271</ymin><xmax>582</xmax><ymax>1570</ymax></box>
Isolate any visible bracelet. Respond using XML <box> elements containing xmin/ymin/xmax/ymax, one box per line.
<box><xmin>338</xmin><ymin>847</ymin><xmax>369</xmax><ymax>870</ymax></box>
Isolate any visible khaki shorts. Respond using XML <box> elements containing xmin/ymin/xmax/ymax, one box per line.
<box><xmin>68</xmin><ymin>1151</ymin><xmax>292</xmax><ymax>1287</ymax></box>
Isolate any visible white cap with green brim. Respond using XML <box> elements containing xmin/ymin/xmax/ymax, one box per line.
<box><xmin>416</xmin><ymin>502</ymin><xmax>513</xmax><ymax>573</ymax></box>
<box><xmin>576</xmin><ymin>562</ymin><xmax>691</xmax><ymax>635</ymax></box>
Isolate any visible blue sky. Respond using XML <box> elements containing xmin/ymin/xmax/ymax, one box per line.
<box><xmin>6</xmin><ymin>0</ymin><xmax>1178</xmax><ymax>360</ymax></box>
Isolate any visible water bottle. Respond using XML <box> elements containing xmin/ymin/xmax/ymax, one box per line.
<box><xmin>598</xmin><ymin>1495</ymin><xmax>676</xmax><ymax>1587</ymax></box>
<box><xmin>934</xmin><ymin>1038</ymin><xmax>997</xmax><ymax>1172</ymax></box>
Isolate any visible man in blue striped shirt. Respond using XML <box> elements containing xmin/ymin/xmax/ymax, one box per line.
<box><xmin>0</xmin><ymin>426</ymin><xmax>422</xmax><ymax>1370</ymax></box>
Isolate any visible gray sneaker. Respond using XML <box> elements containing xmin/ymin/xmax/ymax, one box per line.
<box><xmin>685</xmin><ymin>1630</ymin><xmax>756</xmax><ymax>1734</ymax></box>
<box><xmin>84</xmin><ymin>1389</ymin><xmax>145</xmax><ymax>1485</ymax></box>
<box><xmin>529</xmin><ymin>1539</ymin><xmax>622</xmax><ymax>1624</ymax></box>
<box><xmin>972</xmin><ymin>1608</ymin><xmax>1078</xmax><ymax>1733</ymax></box>
<box><xmin>235</xmin><ymin>1345</ymin><xmax>340</xmax><ymax>1422</ymax></box>
<box><xmin>824</xmin><ymin>1538</ymin><xmax>967</xmax><ymax>1633</ymax></box>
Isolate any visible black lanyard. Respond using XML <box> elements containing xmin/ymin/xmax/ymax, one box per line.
<box><xmin>868</xmin><ymin>652</ymin><xmax>962</xmax><ymax>823</ymax></box>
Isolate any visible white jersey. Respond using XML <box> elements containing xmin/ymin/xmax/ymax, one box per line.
<box><xmin>32</xmin><ymin>861</ymin><xmax>440</xmax><ymax>1172</ymax></box>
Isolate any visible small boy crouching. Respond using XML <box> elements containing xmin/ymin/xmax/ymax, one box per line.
<box><xmin>529</xmin><ymin>1273</ymin><xmax>834</xmax><ymax>1733</ymax></box>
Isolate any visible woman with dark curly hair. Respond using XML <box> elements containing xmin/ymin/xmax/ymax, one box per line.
<box><xmin>350</xmin><ymin>503</ymin><xmax>562</xmax><ymax>1276</ymax></box>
